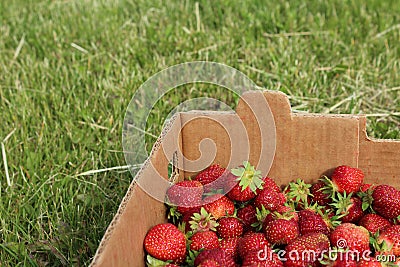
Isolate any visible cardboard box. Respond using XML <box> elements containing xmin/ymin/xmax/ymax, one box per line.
<box><xmin>91</xmin><ymin>90</ymin><xmax>400</xmax><ymax>266</ymax></box>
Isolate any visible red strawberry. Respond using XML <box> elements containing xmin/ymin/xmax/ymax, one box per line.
<box><xmin>311</xmin><ymin>181</ymin><xmax>331</xmax><ymax>206</ymax></box>
<box><xmin>217</xmin><ymin>217</ymin><xmax>243</xmax><ymax>238</ymax></box>
<box><xmin>372</xmin><ymin>185</ymin><xmax>400</xmax><ymax>220</ymax></box>
<box><xmin>376</xmin><ymin>225</ymin><xmax>400</xmax><ymax>256</ymax></box>
<box><xmin>242</xmin><ymin>247</ymin><xmax>284</xmax><ymax>267</ymax></box>
<box><xmin>194</xmin><ymin>164</ymin><xmax>226</xmax><ymax>192</ymax></box>
<box><xmin>238</xmin><ymin>232</ymin><xmax>270</xmax><ymax>259</ymax></box>
<box><xmin>254</xmin><ymin>188</ymin><xmax>286</xmax><ymax>211</ymax></box>
<box><xmin>358</xmin><ymin>214</ymin><xmax>391</xmax><ymax>234</ymax></box>
<box><xmin>257</xmin><ymin>176</ymin><xmax>281</xmax><ymax>194</ymax></box>
<box><xmin>167</xmin><ymin>180</ymin><xmax>204</xmax><ymax>214</ymax></box>
<box><xmin>330</xmin><ymin>223</ymin><xmax>370</xmax><ymax>255</ymax></box>
<box><xmin>190</xmin><ymin>230</ymin><xmax>220</xmax><ymax>251</ymax></box>
<box><xmin>194</xmin><ymin>248</ymin><xmax>236</xmax><ymax>267</ymax></box>
<box><xmin>225</xmin><ymin>161</ymin><xmax>264</xmax><ymax>202</ymax></box>
<box><xmin>327</xmin><ymin>165</ymin><xmax>364</xmax><ymax>194</ymax></box>
<box><xmin>264</xmin><ymin>218</ymin><xmax>299</xmax><ymax>245</ymax></box>
<box><xmin>331</xmin><ymin>193</ymin><xmax>364</xmax><ymax>223</ymax></box>
<box><xmin>360</xmin><ymin>184</ymin><xmax>374</xmax><ymax>192</ymax></box>
<box><xmin>298</xmin><ymin>209</ymin><xmax>331</xmax><ymax>236</ymax></box>
<box><xmin>284</xmin><ymin>233</ymin><xmax>330</xmax><ymax>267</ymax></box>
<box><xmin>220</xmin><ymin>237</ymin><xmax>240</xmax><ymax>262</ymax></box>
<box><xmin>203</xmin><ymin>194</ymin><xmax>235</xmax><ymax>219</ymax></box>
<box><xmin>144</xmin><ymin>223</ymin><xmax>186</xmax><ymax>263</ymax></box>
<box><xmin>237</xmin><ymin>205</ymin><xmax>257</xmax><ymax>232</ymax></box>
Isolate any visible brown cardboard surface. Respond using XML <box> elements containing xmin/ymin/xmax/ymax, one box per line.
<box><xmin>358</xmin><ymin>116</ymin><xmax>400</xmax><ymax>186</ymax></box>
<box><xmin>91</xmin><ymin>90</ymin><xmax>400</xmax><ymax>266</ymax></box>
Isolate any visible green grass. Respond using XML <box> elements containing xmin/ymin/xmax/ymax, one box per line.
<box><xmin>0</xmin><ymin>0</ymin><xmax>399</xmax><ymax>265</ymax></box>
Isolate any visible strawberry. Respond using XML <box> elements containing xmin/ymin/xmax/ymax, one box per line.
<box><xmin>225</xmin><ymin>161</ymin><xmax>264</xmax><ymax>202</ymax></box>
<box><xmin>203</xmin><ymin>194</ymin><xmax>235</xmax><ymax>219</ymax></box>
<box><xmin>372</xmin><ymin>185</ymin><xmax>400</xmax><ymax>220</ymax></box>
<box><xmin>264</xmin><ymin>218</ymin><xmax>299</xmax><ymax>245</ymax></box>
<box><xmin>166</xmin><ymin>180</ymin><xmax>204</xmax><ymax>214</ymax></box>
<box><xmin>241</xmin><ymin>247</ymin><xmax>284</xmax><ymax>267</ymax></box>
<box><xmin>216</xmin><ymin>217</ymin><xmax>243</xmax><ymax>238</ymax></box>
<box><xmin>237</xmin><ymin>205</ymin><xmax>257</xmax><ymax>232</ymax></box>
<box><xmin>324</xmin><ymin>165</ymin><xmax>364</xmax><ymax>194</ymax></box>
<box><xmin>284</xmin><ymin>233</ymin><xmax>330</xmax><ymax>267</ymax></box>
<box><xmin>144</xmin><ymin>223</ymin><xmax>186</xmax><ymax>263</ymax></box>
<box><xmin>376</xmin><ymin>225</ymin><xmax>400</xmax><ymax>256</ymax></box>
<box><xmin>194</xmin><ymin>248</ymin><xmax>236</xmax><ymax>267</ymax></box>
<box><xmin>254</xmin><ymin>187</ymin><xmax>286</xmax><ymax>212</ymax></box>
<box><xmin>298</xmin><ymin>208</ymin><xmax>331</xmax><ymax>236</ymax></box>
<box><xmin>330</xmin><ymin>223</ymin><xmax>370</xmax><ymax>255</ymax></box>
<box><xmin>311</xmin><ymin>181</ymin><xmax>331</xmax><ymax>206</ymax></box>
<box><xmin>238</xmin><ymin>232</ymin><xmax>270</xmax><ymax>259</ymax></box>
<box><xmin>331</xmin><ymin>193</ymin><xmax>364</xmax><ymax>223</ymax></box>
<box><xmin>220</xmin><ymin>237</ymin><xmax>240</xmax><ymax>262</ymax></box>
<box><xmin>194</xmin><ymin>164</ymin><xmax>226</xmax><ymax>192</ymax></box>
<box><xmin>190</xmin><ymin>230</ymin><xmax>220</xmax><ymax>251</ymax></box>
<box><xmin>257</xmin><ymin>176</ymin><xmax>281</xmax><ymax>194</ymax></box>
<box><xmin>358</xmin><ymin>214</ymin><xmax>391</xmax><ymax>235</ymax></box>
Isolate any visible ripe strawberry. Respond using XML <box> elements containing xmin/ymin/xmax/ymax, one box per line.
<box><xmin>284</xmin><ymin>233</ymin><xmax>330</xmax><ymax>267</ymax></box>
<box><xmin>325</xmin><ymin>165</ymin><xmax>364</xmax><ymax>194</ymax></box>
<box><xmin>358</xmin><ymin>214</ymin><xmax>391</xmax><ymax>234</ymax></box>
<box><xmin>376</xmin><ymin>225</ymin><xmax>400</xmax><ymax>256</ymax></box>
<box><xmin>331</xmin><ymin>193</ymin><xmax>364</xmax><ymax>223</ymax></box>
<box><xmin>166</xmin><ymin>180</ymin><xmax>204</xmax><ymax>214</ymax></box>
<box><xmin>311</xmin><ymin>181</ymin><xmax>331</xmax><ymax>206</ymax></box>
<box><xmin>264</xmin><ymin>218</ymin><xmax>299</xmax><ymax>245</ymax></box>
<box><xmin>190</xmin><ymin>230</ymin><xmax>220</xmax><ymax>251</ymax></box>
<box><xmin>203</xmin><ymin>194</ymin><xmax>235</xmax><ymax>219</ymax></box>
<box><xmin>225</xmin><ymin>161</ymin><xmax>264</xmax><ymax>202</ymax></box>
<box><xmin>217</xmin><ymin>217</ymin><xmax>243</xmax><ymax>238</ymax></box>
<box><xmin>254</xmin><ymin>187</ymin><xmax>286</xmax><ymax>211</ymax></box>
<box><xmin>298</xmin><ymin>209</ymin><xmax>331</xmax><ymax>236</ymax></box>
<box><xmin>238</xmin><ymin>232</ymin><xmax>270</xmax><ymax>259</ymax></box>
<box><xmin>372</xmin><ymin>185</ymin><xmax>400</xmax><ymax>220</ymax></box>
<box><xmin>194</xmin><ymin>164</ymin><xmax>227</xmax><ymax>192</ymax></box>
<box><xmin>257</xmin><ymin>176</ymin><xmax>281</xmax><ymax>194</ymax></box>
<box><xmin>241</xmin><ymin>247</ymin><xmax>284</xmax><ymax>267</ymax></box>
<box><xmin>330</xmin><ymin>223</ymin><xmax>370</xmax><ymax>254</ymax></box>
<box><xmin>194</xmin><ymin>248</ymin><xmax>236</xmax><ymax>267</ymax></box>
<box><xmin>144</xmin><ymin>223</ymin><xmax>186</xmax><ymax>263</ymax></box>
<box><xmin>220</xmin><ymin>237</ymin><xmax>240</xmax><ymax>262</ymax></box>
<box><xmin>237</xmin><ymin>205</ymin><xmax>257</xmax><ymax>232</ymax></box>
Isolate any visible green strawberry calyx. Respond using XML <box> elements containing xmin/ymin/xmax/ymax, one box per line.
<box><xmin>189</xmin><ymin>207</ymin><xmax>219</xmax><ymax>233</ymax></box>
<box><xmin>231</xmin><ymin>161</ymin><xmax>264</xmax><ymax>193</ymax></box>
<box><xmin>146</xmin><ymin>255</ymin><xmax>173</xmax><ymax>267</ymax></box>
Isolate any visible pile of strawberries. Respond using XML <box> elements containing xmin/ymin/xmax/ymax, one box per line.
<box><xmin>143</xmin><ymin>162</ymin><xmax>400</xmax><ymax>266</ymax></box>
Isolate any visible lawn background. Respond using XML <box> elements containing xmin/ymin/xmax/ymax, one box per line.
<box><xmin>0</xmin><ymin>0</ymin><xmax>399</xmax><ymax>266</ymax></box>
